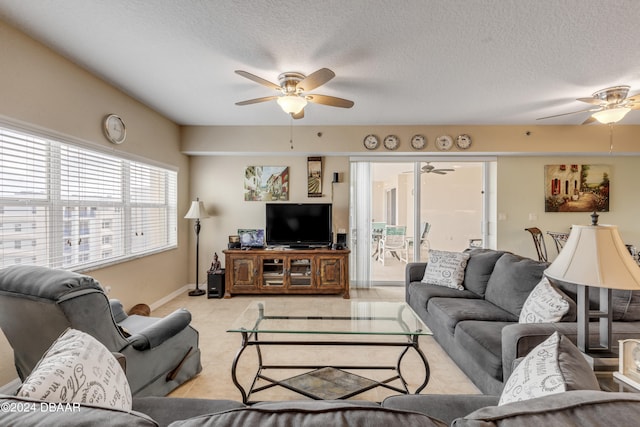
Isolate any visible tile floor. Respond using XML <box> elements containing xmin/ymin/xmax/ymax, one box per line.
<box><xmin>154</xmin><ymin>286</ymin><xmax>480</xmax><ymax>402</ymax></box>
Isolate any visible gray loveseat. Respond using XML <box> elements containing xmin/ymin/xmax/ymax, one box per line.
<box><xmin>405</xmin><ymin>248</ymin><xmax>640</xmax><ymax>395</ymax></box>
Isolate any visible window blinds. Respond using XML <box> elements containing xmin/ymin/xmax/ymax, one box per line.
<box><xmin>0</xmin><ymin>126</ymin><xmax>177</xmax><ymax>271</ymax></box>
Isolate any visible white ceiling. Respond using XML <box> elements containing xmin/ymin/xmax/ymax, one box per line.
<box><xmin>1</xmin><ymin>0</ymin><xmax>640</xmax><ymax>126</ymax></box>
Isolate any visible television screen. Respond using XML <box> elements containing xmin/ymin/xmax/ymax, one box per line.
<box><xmin>266</xmin><ymin>203</ymin><xmax>332</xmax><ymax>248</ymax></box>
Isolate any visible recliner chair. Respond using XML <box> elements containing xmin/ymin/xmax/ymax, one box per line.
<box><xmin>0</xmin><ymin>265</ymin><xmax>202</xmax><ymax>397</ymax></box>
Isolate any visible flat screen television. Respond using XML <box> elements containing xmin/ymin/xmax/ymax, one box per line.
<box><xmin>266</xmin><ymin>203</ymin><xmax>332</xmax><ymax>248</ymax></box>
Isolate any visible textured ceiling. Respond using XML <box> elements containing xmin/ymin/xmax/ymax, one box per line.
<box><xmin>1</xmin><ymin>0</ymin><xmax>640</xmax><ymax>126</ymax></box>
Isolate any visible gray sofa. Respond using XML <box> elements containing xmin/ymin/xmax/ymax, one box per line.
<box><xmin>405</xmin><ymin>248</ymin><xmax>640</xmax><ymax>395</ymax></box>
<box><xmin>3</xmin><ymin>391</ymin><xmax>640</xmax><ymax>426</ymax></box>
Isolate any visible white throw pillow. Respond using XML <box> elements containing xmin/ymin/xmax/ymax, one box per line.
<box><xmin>519</xmin><ymin>277</ymin><xmax>570</xmax><ymax>323</ymax></box>
<box><xmin>421</xmin><ymin>250</ymin><xmax>470</xmax><ymax>290</ymax></box>
<box><xmin>17</xmin><ymin>328</ymin><xmax>132</xmax><ymax>411</ymax></box>
<box><xmin>499</xmin><ymin>332</ymin><xmax>600</xmax><ymax>405</ymax></box>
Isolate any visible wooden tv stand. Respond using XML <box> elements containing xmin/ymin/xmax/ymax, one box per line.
<box><xmin>222</xmin><ymin>248</ymin><xmax>350</xmax><ymax>298</ymax></box>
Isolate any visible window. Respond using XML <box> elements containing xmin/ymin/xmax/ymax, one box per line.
<box><xmin>0</xmin><ymin>125</ymin><xmax>177</xmax><ymax>270</ymax></box>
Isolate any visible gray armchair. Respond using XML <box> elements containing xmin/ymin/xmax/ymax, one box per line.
<box><xmin>0</xmin><ymin>265</ymin><xmax>202</xmax><ymax>397</ymax></box>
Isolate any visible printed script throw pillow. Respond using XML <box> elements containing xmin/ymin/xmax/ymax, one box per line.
<box><xmin>519</xmin><ymin>278</ymin><xmax>572</xmax><ymax>323</ymax></box>
<box><xmin>499</xmin><ymin>332</ymin><xmax>600</xmax><ymax>405</ymax></box>
<box><xmin>17</xmin><ymin>328</ymin><xmax>132</xmax><ymax>411</ymax></box>
<box><xmin>421</xmin><ymin>250</ymin><xmax>470</xmax><ymax>290</ymax></box>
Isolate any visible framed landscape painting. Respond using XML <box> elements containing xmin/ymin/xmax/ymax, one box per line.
<box><xmin>544</xmin><ymin>164</ymin><xmax>610</xmax><ymax>212</ymax></box>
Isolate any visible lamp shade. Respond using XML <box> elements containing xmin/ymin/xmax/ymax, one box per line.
<box><xmin>277</xmin><ymin>95</ymin><xmax>307</xmax><ymax>114</ymax></box>
<box><xmin>545</xmin><ymin>224</ymin><xmax>640</xmax><ymax>290</ymax></box>
<box><xmin>184</xmin><ymin>199</ymin><xmax>210</xmax><ymax>219</ymax></box>
<box><xmin>592</xmin><ymin>107</ymin><xmax>631</xmax><ymax>124</ymax></box>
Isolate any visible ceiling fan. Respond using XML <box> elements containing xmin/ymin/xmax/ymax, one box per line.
<box><xmin>537</xmin><ymin>85</ymin><xmax>640</xmax><ymax>125</ymax></box>
<box><xmin>234</xmin><ymin>68</ymin><xmax>354</xmax><ymax>119</ymax></box>
<box><xmin>404</xmin><ymin>163</ymin><xmax>455</xmax><ymax>175</ymax></box>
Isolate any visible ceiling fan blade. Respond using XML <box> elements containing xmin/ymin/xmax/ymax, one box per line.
<box><xmin>431</xmin><ymin>171</ymin><xmax>447</xmax><ymax>175</ymax></box>
<box><xmin>306</xmin><ymin>94</ymin><xmax>354</xmax><ymax>108</ymax></box>
<box><xmin>235</xmin><ymin>96</ymin><xmax>278</xmax><ymax>106</ymax></box>
<box><xmin>434</xmin><ymin>169</ymin><xmax>455</xmax><ymax>172</ymax></box>
<box><xmin>235</xmin><ymin>70</ymin><xmax>281</xmax><ymax>91</ymax></box>
<box><xmin>577</xmin><ymin>97</ymin><xmax>605</xmax><ymax>106</ymax></box>
<box><xmin>581</xmin><ymin>116</ymin><xmax>597</xmax><ymax>125</ymax></box>
<box><xmin>625</xmin><ymin>93</ymin><xmax>640</xmax><ymax>109</ymax></box>
<box><xmin>297</xmin><ymin>68</ymin><xmax>335</xmax><ymax>92</ymax></box>
<box><xmin>291</xmin><ymin>109</ymin><xmax>305</xmax><ymax>120</ymax></box>
<box><xmin>536</xmin><ymin>107</ymin><xmax>599</xmax><ymax>120</ymax></box>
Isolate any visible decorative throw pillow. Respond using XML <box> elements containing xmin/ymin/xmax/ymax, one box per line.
<box><xmin>17</xmin><ymin>328</ymin><xmax>132</xmax><ymax>411</ymax></box>
<box><xmin>519</xmin><ymin>278</ymin><xmax>572</xmax><ymax>323</ymax></box>
<box><xmin>421</xmin><ymin>250</ymin><xmax>470</xmax><ymax>290</ymax></box>
<box><xmin>499</xmin><ymin>332</ymin><xmax>600</xmax><ymax>405</ymax></box>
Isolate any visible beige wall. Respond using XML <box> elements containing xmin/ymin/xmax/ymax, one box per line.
<box><xmin>0</xmin><ymin>21</ymin><xmax>190</xmax><ymax>384</ymax></box>
<box><xmin>187</xmin><ymin>155</ymin><xmax>350</xmax><ymax>279</ymax></box>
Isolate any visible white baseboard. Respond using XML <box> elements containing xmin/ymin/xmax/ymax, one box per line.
<box><xmin>149</xmin><ymin>284</ymin><xmax>194</xmax><ymax>311</ymax></box>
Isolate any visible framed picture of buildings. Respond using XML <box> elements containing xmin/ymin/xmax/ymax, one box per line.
<box><xmin>244</xmin><ymin>166</ymin><xmax>289</xmax><ymax>201</ymax></box>
<box><xmin>544</xmin><ymin>164</ymin><xmax>610</xmax><ymax>212</ymax></box>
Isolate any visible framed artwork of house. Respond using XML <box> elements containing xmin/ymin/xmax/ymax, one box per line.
<box><xmin>544</xmin><ymin>164</ymin><xmax>610</xmax><ymax>212</ymax></box>
<box><xmin>244</xmin><ymin>166</ymin><xmax>289</xmax><ymax>201</ymax></box>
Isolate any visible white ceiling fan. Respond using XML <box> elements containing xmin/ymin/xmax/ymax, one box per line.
<box><xmin>404</xmin><ymin>163</ymin><xmax>455</xmax><ymax>175</ymax></box>
<box><xmin>234</xmin><ymin>68</ymin><xmax>354</xmax><ymax>119</ymax></box>
<box><xmin>537</xmin><ymin>85</ymin><xmax>640</xmax><ymax>124</ymax></box>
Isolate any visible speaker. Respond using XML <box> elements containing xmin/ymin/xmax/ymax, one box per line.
<box><xmin>333</xmin><ymin>172</ymin><xmax>339</xmax><ymax>183</ymax></box>
<box><xmin>207</xmin><ymin>270</ymin><xmax>225</xmax><ymax>298</ymax></box>
<box><xmin>333</xmin><ymin>232</ymin><xmax>347</xmax><ymax>249</ymax></box>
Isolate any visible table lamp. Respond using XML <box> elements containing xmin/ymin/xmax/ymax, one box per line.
<box><xmin>184</xmin><ymin>198</ymin><xmax>210</xmax><ymax>296</ymax></box>
<box><xmin>545</xmin><ymin>217</ymin><xmax>640</xmax><ymax>356</ymax></box>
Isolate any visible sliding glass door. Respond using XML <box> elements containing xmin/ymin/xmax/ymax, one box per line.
<box><xmin>350</xmin><ymin>159</ymin><xmax>494</xmax><ymax>287</ymax></box>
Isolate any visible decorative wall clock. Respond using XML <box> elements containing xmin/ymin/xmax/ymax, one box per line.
<box><xmin>456</xmin><ymin>134</ymin><xmax>472</xmax><ymax>149</ymax></box>
<box><xmin>363</xmin><ymin>134</ymin><xmax>380</xmax><ymax>150</ymax></box>
<box><xmin>410</xmin><ymin>134</ymin><xmax>426</xmax><ymax>150</ymax></box>
<box><xmin>435</xmin><ymin>135</ymin><xmax>453</xmax><ymax>151</ymax></box>
<box><xmin>103</xmin><ymin>114</ymin><xmax>126</xmax><ymax>145</ymax></box>
<box><xmin>383</xmin><ymin>135</ymin><xmax>400</xmax><ymax>150</ymax></box>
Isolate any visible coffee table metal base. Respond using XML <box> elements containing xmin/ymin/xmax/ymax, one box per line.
<box><xmin>231</xmin><ymin>331</ymin><xmax>430</xmax><ymax>403</ymax></box>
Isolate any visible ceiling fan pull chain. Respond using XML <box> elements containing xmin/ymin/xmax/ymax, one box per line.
<box><xmin>289</xmin><ymin>117</ymin><xmax>294</xmax><ymax>150</ymax></box>
<box><xmin>609</xmin><ymin>123</ymin><xmax>614</xmax><ymax>154</ymax></box>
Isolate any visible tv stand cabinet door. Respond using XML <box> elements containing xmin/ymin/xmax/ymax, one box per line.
<box><xmin>226</xmin><ymin>255</ymin><xmax>258</xmax><ymax>296</ymax></box>
<box><xmin>316</xmin><ymin>255</ymin><xmax>345</xmax><ymax>291</ymax></box>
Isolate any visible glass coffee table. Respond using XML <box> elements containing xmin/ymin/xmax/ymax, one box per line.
<box><xmin>227</xmin><ymin>300</ymin><xmax>432</xmax><ymax>403</ymax></box>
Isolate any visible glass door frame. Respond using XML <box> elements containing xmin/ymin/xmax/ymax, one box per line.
<box><xmin>350</xmin><ymin>156</ymin><xmax>497</xmax><ymax>287</ymax></box>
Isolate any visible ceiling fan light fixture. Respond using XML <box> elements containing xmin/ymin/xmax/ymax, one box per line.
<box><xmin>277</xmin><ymin>95</ymin><xmax>307</xmax><ymax>114</ymax></box>
<box><xmin>592</xmin><ymin>107</ymin><xmax>631</xmax><ymax>124</ymax></box>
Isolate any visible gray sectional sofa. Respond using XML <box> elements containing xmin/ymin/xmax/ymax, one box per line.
<box><xmin>405</xmin><ymin>248</ymin><xmax>640</xmax><ymax>395</ymax></box>
<box><xmin>3</xmin><ymin>390</ymin><xmax>640</xmax><ymax>426</ymax></box>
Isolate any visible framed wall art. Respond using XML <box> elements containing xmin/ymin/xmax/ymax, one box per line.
<box><xmin>244</xmin><ymin>166</ymin><xmax>289</xmax><ymax>201</ymax></box>
<box><xmin>544</xmin><ymin>164</ymin><xmax>610</xmax><ymax>212</ymax></box>
<box><xmin>307</xmin><ymin>156</ymin><xmax>323</xmax><ymax>197</ymax></box>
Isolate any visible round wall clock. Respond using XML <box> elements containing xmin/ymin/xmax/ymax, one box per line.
<box><xmin>103</xmin><ymin>114</ymin><xmax>126</xmax><ymax>145</ymax></box>
<box><xmin>456</xmin><ymin>134</ymin><xmax>472</xmax><ymax>149</ymax></box>
<box><xmin>435</xmin><ymin>135</ymin><xmax>453</xmax><ymax>151</ymax></box>
<box><xmin>383</xmin><ymin>135</ymin><xmax>400</xmax><ymax>150</ymax></box>
<box><xmin>363</xmin><ymin>134</ymin><xmax>380</xmax><ymax>150</ymax></box>
<box><xmin>410</xmin><ymin>134</ymin><xmax>426</xmax><ymax>150</ymax></box>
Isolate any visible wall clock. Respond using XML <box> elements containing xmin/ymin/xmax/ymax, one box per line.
<box><xmin>103</xmin><ymin>114</ymin><xmax>126</xmax><ymax>145</ymax></box>
<box><xmin>383</xmin><ymin>135</ymin><xmax>400</xmax><ymax>150</ymax></box>
<box><xmin>410</xmin><ymin>134</ymin><xmax>426</xmax><ymax>150</ymax></box>
<box><xmin>363</xmin><ymin>134</ymin><xmax>380</xmax><ymax>150</ymax></box>
<box><xmin>435</xmin><ymin>135</ymin><xmax>453</xmax><ymax>151</ymax></box>
<box><xmin>456</xmin><ymin>134</ymin><xmax>472</xmax><ymax>149</ymax></box>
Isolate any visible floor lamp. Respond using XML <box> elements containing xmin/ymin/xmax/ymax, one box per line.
<box><xmin>545</xmin><ymin>219</ymin><xmax>640</xmax><ymax>357</ymax></box>
<box><xmin>184</xmin><ymin>198</ymin><xmax>210</xmax><ymax>297</ymax></box>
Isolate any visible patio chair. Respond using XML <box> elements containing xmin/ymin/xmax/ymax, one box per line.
<box><xmin>378</xmin><ymin>225</ymin><xmax>409</xmax><ymax>265</ymax></box>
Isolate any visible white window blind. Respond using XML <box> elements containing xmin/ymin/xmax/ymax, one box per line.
<box><xmin>0</xmin><ymin>125</ymin><xmax>177</xmax><ymax>271</ymax></box>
